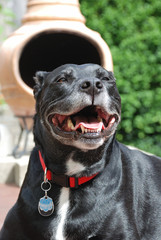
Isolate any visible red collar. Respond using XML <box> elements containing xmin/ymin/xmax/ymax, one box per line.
<box><xmin>38</xmin><ymin>150</ymin><xmax>99</xmax><ymax>188</ymax></box>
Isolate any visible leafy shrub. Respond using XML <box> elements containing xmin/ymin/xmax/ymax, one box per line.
<box><xmin>0</xmin><ymin>1</ymin><xmax>15</xmax><ymax>42</ymax></box>
<box><xmin>80</xmin><ymin>0</ymin><xmax>161</xmax><ymax>156</ymax></box>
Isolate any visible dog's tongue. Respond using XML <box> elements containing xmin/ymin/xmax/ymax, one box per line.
<box><xmin>74</xmin><ymin>116</ymin><xmax>105</xmax><ymax>131</ymax></box>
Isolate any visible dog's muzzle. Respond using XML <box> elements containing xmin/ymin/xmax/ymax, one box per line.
<box><xmin>48</xmin><ymin>105</ymin><xmax>119</xmax><ymax>140</ymax></box>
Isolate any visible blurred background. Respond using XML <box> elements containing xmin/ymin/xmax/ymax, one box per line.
<box><xmin>0</xmin><ymin>0</ymin><xmax>161</xmax><ymax>229</ymax></box>
<box><xmin>0</xmin><ymin>0</ymin><xmax>161</xmax><ymax>156</ymax></box>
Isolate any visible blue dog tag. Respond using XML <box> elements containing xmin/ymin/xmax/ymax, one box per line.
<box><xmin>38</xmin><ymin>196</ymin><xmax>54</xmax><ymax>217</ymax></box>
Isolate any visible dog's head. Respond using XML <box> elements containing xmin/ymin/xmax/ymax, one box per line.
<box><xmin>34</xmin><ymin>64</ymin><xmax>121</xmax><ymax>150</ymax></box>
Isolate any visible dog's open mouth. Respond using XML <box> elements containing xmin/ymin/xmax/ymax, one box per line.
<box><xmin>49</xmin><ymin>106</ymin><xmax>118</xmax><ymax>135</ymax></box>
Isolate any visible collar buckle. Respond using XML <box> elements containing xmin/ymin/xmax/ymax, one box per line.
<box><xmin>52</xmin><ymin>173</ymin><xmax>69</xmax><ymax>187</ymax></box>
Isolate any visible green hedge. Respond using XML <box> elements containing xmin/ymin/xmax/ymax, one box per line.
<box><xmin>80</xmin><ymin>0</ymin><xmax>161</xmax><ymax>156</ymax></box>
<box><xmin>0</xmin><ymin>3</ymin><xmax>15</xmax><ymax>42</ymax></box>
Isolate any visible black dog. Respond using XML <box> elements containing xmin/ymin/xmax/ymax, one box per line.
<box><xmin>1</xmin><ymin>64</ymin><xmax>161</xmax><ymax>240</ymax></box>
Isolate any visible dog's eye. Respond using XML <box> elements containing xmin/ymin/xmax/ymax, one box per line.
<box><xmin>102</xmin><ymin>77</ymin><xmax>110</xmax><ymax>81</ymax></box>
<box><xmin>56</xmin><ymin>77</ymin><xmax>67</xmax><ymax>83</ymax></box>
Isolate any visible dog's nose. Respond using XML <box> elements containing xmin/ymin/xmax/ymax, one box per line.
<box><xmin>80</xmin><ymin>78</ymin><xmax>103</xmax><ymax>95</ymax></box>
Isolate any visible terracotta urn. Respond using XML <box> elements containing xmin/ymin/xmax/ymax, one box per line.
<box><xmin>0</xmin><ymin>0</ymin><xmax>113</xmax><ymax>120</ymax></box>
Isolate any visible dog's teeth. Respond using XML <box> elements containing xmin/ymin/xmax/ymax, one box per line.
<box><xmin>80</xmin><ymin>126</ymin><xmax>102</xmax><ymax>133</ymax></box>
<box><xmin>98</xmin><ymin>127</ymin><xmax>102</xmax><ymax>132</ymax></box>
<box><xmin>110</xmin><ymin>117</ymin><xmax>115</xmax><ymax>124</ymax></box>
<box><xmin>81</xmin><ymin>125</ymin><xmax>85</xmax><ymax>133</ymax></box>
<box><xmin>97</xmin><ymin>116</ymin><xmax>103</xmax><ymax>122</ymax></box>
<box><xmin>67</xmin><ymin>117</ymin><xmax>74</xmax><ymax>130</ymax></box>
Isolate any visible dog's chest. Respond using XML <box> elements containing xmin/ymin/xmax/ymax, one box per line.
<box><xmin>50</xmin><ymin>187</ymin><xmax>70</xmax><ymax>240</ymax></box>
<box><xmin>50</xmin><ymin>158</ymin><xmax>85</xmax><ymax>240</ymax></box>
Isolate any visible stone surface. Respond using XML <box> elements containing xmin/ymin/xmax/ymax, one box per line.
<box><xmin>0</xmin><ymin>104</ymin><xmax>32</xmax><ymax>186</ymax></box>
<box><xmin>0</xmin><ymin>156</ymin><xmax>29</xmax><ymax>187</ymax></box>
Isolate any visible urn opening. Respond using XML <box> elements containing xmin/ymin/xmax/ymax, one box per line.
<box><xmin>19</xmin><ymin>31</ymin><xmax>102</xmax><ymax>89</ymax></box>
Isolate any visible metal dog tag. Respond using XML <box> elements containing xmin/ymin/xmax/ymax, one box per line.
<box><xmin>38</xmin><ymin>176</ymin><xmax>54</xmax><ymax>217</ymax></box>
<box><xmin>38</xmin><ymin>195</ymin><xmax>54</xmax><ymax>217</ymax></box>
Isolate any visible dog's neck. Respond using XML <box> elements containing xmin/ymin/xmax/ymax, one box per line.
<box><xmin>35</xmin><ymin>127</ymin><xmax>116</xmax><ymax>177</ymax></box>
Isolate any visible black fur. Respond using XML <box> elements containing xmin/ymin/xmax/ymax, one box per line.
<box><xmin>1</xmin><ymin>64</ymin><xmax>161</xmax><ymax>240</ymax></box>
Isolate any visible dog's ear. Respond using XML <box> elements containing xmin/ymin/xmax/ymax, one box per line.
<box><xmin>33</xmin><ymin>71</ymin><xmax>48</xmax><ymax>98</ymax></box>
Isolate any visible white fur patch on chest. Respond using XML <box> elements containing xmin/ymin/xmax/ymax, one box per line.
<box><xmin>55</xmin><ymin>188</ymin><xmax>70</xmax><ymax>240</ymax></box>
<box><xmin>66</xmin><ymin>157</ymin><xmax>86</xmax><ymax>176</ymax></box>
<box><xmin>50</xmin><ymin>156</ymin><xmax>86</xmax><ymax>240</ymax></box>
